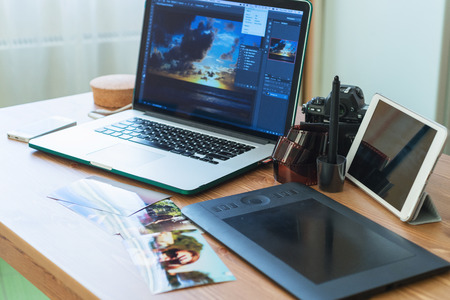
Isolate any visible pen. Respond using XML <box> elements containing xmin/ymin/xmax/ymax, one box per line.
<box><xmin>328</xmin><ymin>75</ymin><xmax>340</xmax><ymax>164</ymax></box>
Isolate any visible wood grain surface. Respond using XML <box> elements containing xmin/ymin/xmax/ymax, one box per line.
<box><xmin>0</xmin><ymin>93</ymin><xmax>449</xmax><ymax>299</ymax></box>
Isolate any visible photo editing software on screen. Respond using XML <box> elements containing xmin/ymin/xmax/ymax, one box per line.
<box><xmin>136</xmin><ymin>0</ymin><xmax>305</xmax><ymax>138</ymax></box>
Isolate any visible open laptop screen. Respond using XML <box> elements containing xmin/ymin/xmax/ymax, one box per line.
<box><xmin>134</xmin><ymin>0</ymin><xmax>311</xmax><ymax>141</ymax></box>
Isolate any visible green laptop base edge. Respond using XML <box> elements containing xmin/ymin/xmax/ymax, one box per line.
<box><xmin>28</xmin><ymin>143</ymin><xmax>263</xmax><ymax>195</ymax></box>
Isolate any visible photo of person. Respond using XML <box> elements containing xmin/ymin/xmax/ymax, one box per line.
<box><xmin>159</xmin><ymin>248</ymin><xmax>200</xmax><ymax>269</ymax></box>
<box><xmin>123</xmin><ymin>230</ymin><xmax>235</xmax><ymax>294</ymax></box>
<box><xmin>152</xmin><ymin>231</ymin><xmax>202</xmax><ymax>271</ymax></box>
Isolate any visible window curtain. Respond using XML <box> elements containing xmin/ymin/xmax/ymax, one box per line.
<box><xmin>0</xmin><ymin>0</ymin><xmax>145</xmax><ymax>108</ymax></box>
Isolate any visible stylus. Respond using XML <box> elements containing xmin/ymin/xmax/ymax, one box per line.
<box><xmin>328</xmin><ymin>76</ymin><xmax>340</xmax><ymax>164</ymax></box>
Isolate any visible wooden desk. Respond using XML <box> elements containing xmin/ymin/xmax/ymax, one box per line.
<box><xmin>0</xmin><ymin>93</ymin><xmax>449</xmax><ymax>299</ymax></box>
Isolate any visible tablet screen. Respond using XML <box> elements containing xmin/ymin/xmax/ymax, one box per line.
<box><xmin>347</xmin><ymin>100</ymin><xmax>437</xmax><ymax>211</ymax></box>
<box><xmin>224</xmin><ymin>198</ymin><xmax>413</xmax><ymax>284</ymax></box>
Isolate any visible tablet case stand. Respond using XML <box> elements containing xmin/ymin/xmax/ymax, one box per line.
<box><xmin>408</xmin><ymin>191</ymin><xmax>441</xmax><ymax>225</ymax></box>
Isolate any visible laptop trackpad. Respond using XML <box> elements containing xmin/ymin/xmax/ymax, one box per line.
<box><xmin>87</xmin><ymin>143</ymin><xmax>164</xmax><ymax>169</ymax></box>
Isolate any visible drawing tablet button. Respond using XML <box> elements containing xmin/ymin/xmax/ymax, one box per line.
<box><xmin>240</xmin><ymin>195</ymin><xmax>270</xmax><ymax>206</ymax></box>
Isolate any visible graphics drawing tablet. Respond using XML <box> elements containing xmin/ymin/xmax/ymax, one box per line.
<box><xmin>346</xmin><ymin>94</ymin><xmax>448</xmax><ymax>223</ymax></box>
<box><xmin>182</xmin><ymin>182</ymin><xmax>449</xmax><ymax>299</ymax></box>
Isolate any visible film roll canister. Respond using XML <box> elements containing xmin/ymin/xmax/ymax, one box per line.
<box><xmin>272</xmin><ymin>126</ymin><xmax>328</xmax><ymax>186</ymax></box>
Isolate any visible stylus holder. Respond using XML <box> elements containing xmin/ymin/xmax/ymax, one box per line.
<box><xmin>317</xmin><ymin>155</ymin><xmax>346</xmax><ymax>193</ymax></box>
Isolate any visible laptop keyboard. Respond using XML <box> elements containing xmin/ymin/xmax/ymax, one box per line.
<box><xmin>95</xmin><ymin>117</ymin><xmax>255</xmax><ymax>164</ymax></box>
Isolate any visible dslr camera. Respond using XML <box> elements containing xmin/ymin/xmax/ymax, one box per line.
<box><xmin>302</xmin><ymin>85</ymin><xmax>367</xmax><ymax>123</ymax></box>
<box><xmin>300</xmin><ymin>85</ymin><xmax>368</xmax><ymax>156</ymax></box>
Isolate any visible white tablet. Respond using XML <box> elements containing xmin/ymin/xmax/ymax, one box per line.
<box><xmin>346</xmin><ymin>94</ymin><xmax>448</xmax><ymax>222</ymax></box>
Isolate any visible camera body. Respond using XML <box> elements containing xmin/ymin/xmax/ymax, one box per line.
<box><xmin>302</xmin><ymin>85</ymin><xmax>367</xmax><ymax>123</ymax></box>
<box><xmin>300</xmin><ymin>85</ymin><xmax>368</xmax><ymax>156</ymax></box>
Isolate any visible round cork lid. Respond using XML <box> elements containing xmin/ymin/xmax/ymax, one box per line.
<box><xmin>90</xmin><ymin>74</ymin><xmax>136</xmax><ymax>108</ymax></box>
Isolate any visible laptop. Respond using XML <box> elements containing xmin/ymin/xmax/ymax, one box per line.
<box><xmin>29</xmin><ymin>0</ymin><xmax>312</xmax><ymax>194</ymax></box>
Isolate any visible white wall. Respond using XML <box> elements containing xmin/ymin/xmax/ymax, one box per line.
<box><xmin>1</xmin><ymin>0</ymin><xmax>448</xmax><ymax>123</ymax></box>
<box><xmin>316</xmin><ymin>0</ymin><xmax>447</xmax><ymax>121</ymax></box>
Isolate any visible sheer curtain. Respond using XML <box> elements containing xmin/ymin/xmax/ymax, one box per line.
<box><xmin>0</xmin><ymin>0</ymin><xmax>145</xmax><ymax>107</ymax></box>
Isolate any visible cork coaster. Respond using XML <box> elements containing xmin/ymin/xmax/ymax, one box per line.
<box><xmin>90</xmin><ymin>74</ymin><xmax>136</xmax><ymax>108</ymax></box>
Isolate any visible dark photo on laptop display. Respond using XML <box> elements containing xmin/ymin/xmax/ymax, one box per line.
<box><xmin>135</xmin><ymin>0</ymin><xmax>309</xmax><ymax>139</ymax></box>
<box><xmin>146</xmin><ymin>10</ymin><xmax>253</xmax><ymax>125</ymax></box>
<box><xmin>268</xmin><ymin>38</ymin><xmax>298</xmax><ymax>63</ymax></box>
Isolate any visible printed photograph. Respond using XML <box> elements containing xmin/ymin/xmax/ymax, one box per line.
<box><xmin>124</xmin><ymin>230</ymin><xmax>235</xmax><ymax>294</ymax></box>
<box><xmin>51</xmin><ymin>177</ymin><xmax>234</xmax><ymax>295</ymax></box>
<box><xmin>48</xmin><ymin>176</ymin><xmax>169</xmax><ymax>216</ymax></box>
<box><xmin>58</xmin><ymin>197</ymin><xmax>198</xmax><ymax>239</ymax></box>
<box><xmin>58</xmin><ymin>200</ymin><xmax>128</xmax><ymax>236</ymax></box>
<box><xmin>268</xmin><ymin>38</ymin><xmax>298</xmax><ymax>63</ymax></box>
<box><xmin>132</xmin><ymin>199</ymin><xmax>198</xmax><ymax>234</ymax></box>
